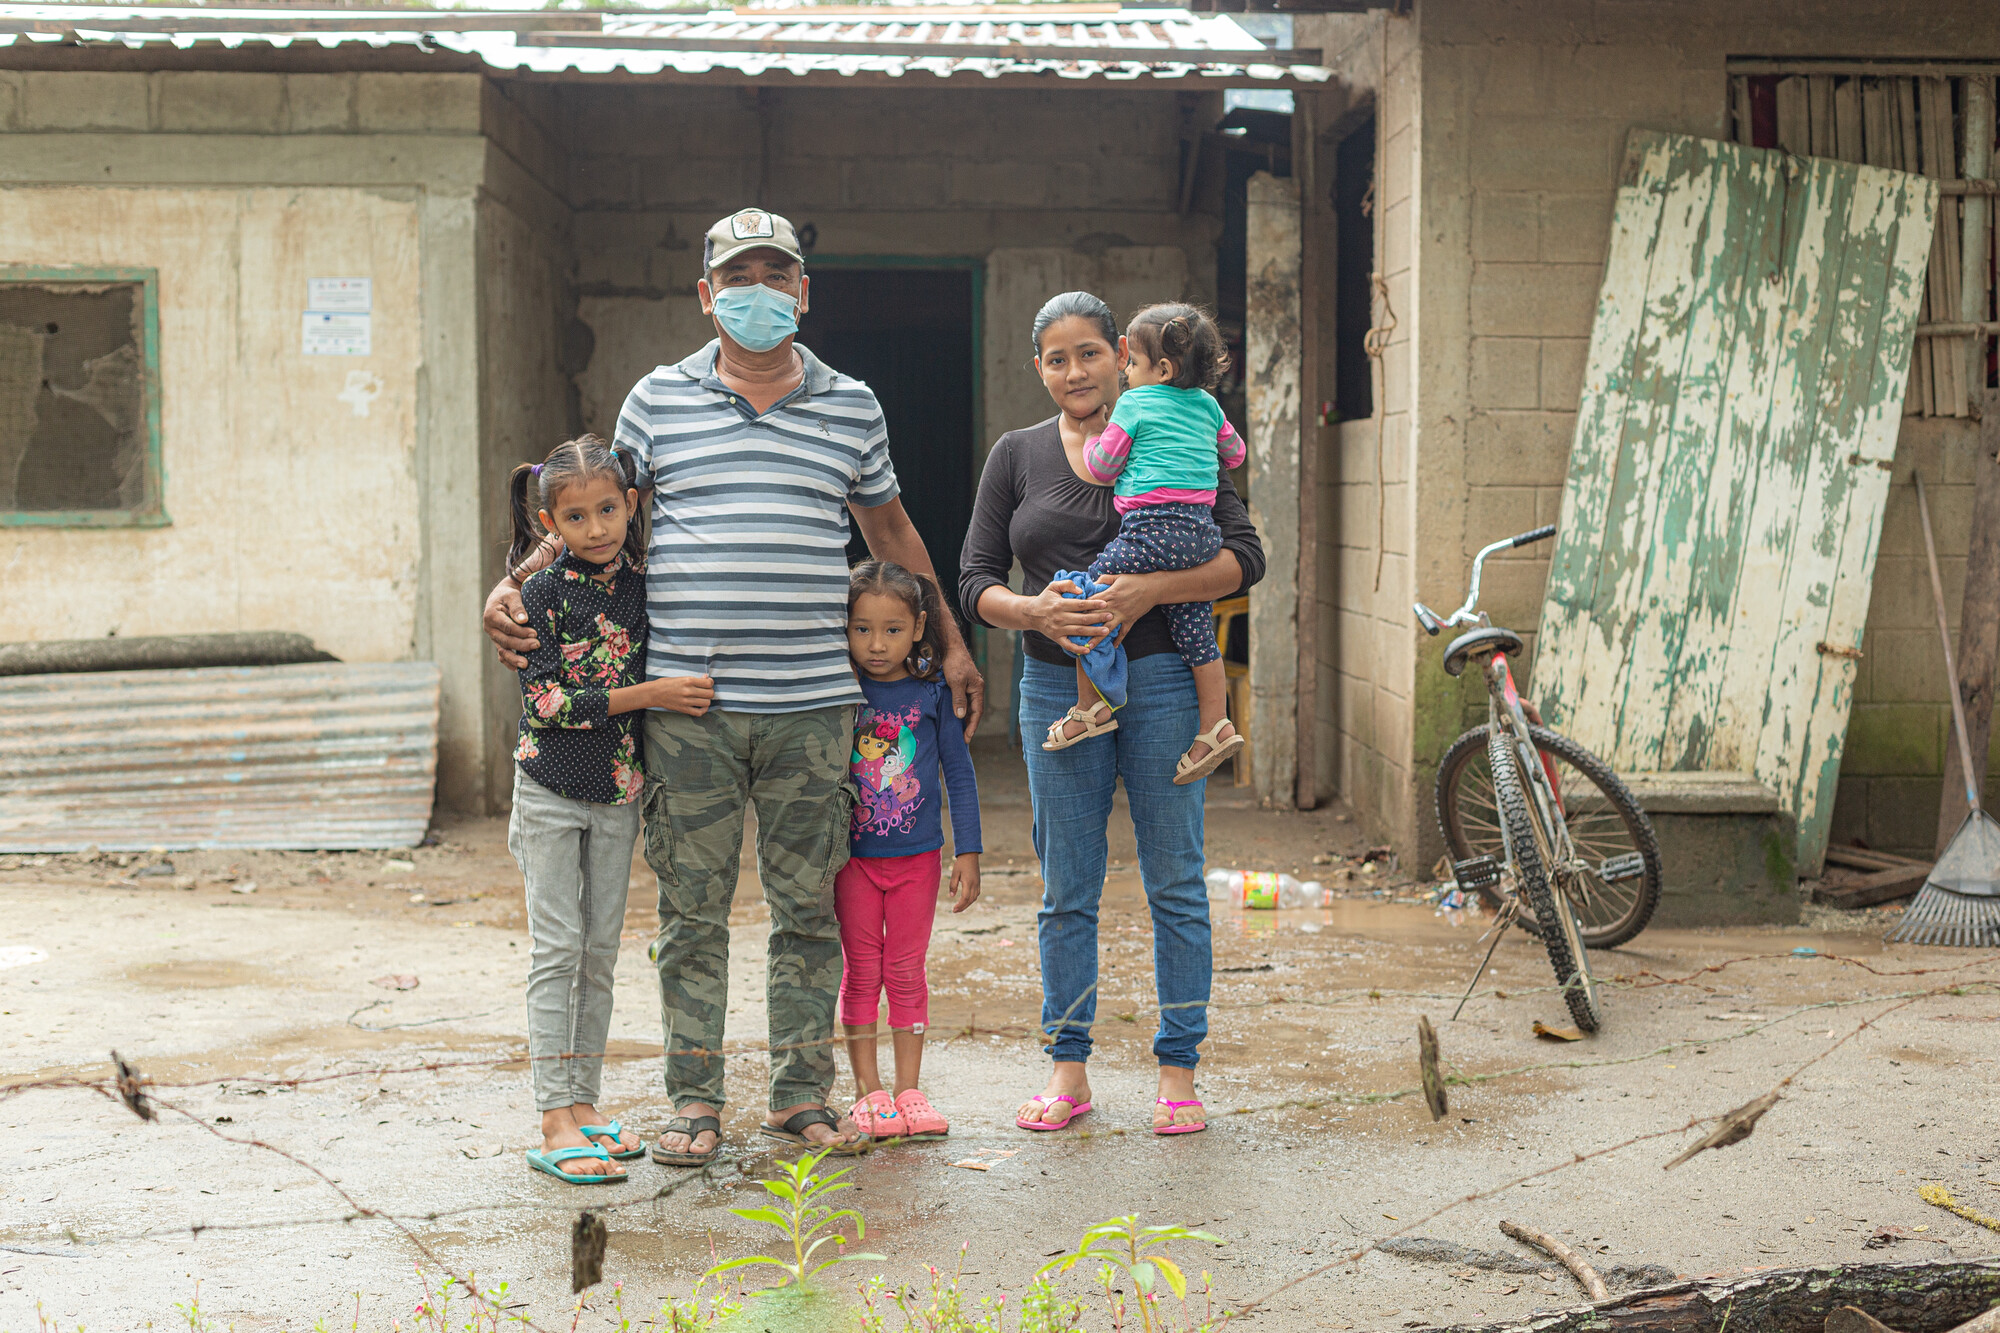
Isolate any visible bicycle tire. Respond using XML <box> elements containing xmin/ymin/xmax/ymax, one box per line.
<box><xmin>1436</xmin><ymin>724</ymin><xmax>1663</xmax><ymax>950</ymax></box>
<box><xmin>1486</xmin><ymin>728</ymin><xmax>1601</xmax><ymax>1033</ymax></box>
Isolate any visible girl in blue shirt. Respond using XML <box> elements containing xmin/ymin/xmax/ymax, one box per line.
<box><xmin>838</xmin><ymin>561</ymin><xmax>982</xmax><ymax>1140</ymax></box>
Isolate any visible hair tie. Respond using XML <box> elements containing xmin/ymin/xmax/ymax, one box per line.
<box><xmin>531</xmin><ymin>464</ymin><xmax>543</xmax><ymax>477</ymax></box>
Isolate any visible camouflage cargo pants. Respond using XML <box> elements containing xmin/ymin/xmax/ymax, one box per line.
<box><xmin>641</xmin><ymin>707</ymin><xmax>856</xmax><ymax>1112</ymax></box>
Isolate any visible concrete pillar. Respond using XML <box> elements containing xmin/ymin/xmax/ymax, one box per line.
<box><xmin>1245</xmin><ymin>171</ymin><xmax>1302</xmax><ymax>806</ymax></box>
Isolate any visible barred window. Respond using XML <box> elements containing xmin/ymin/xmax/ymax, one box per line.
<box><xmin>0</xmin><ymin>268</ymin><xmax>162</xmax><ymax>525</ymax></box>
<box><xmin>1728</xmin><ymin>66</ymin><xmax>1997</xmax><ymax>419</ymax></box>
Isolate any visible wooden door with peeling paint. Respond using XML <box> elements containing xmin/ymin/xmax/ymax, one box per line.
<box><xmin>1535</xmin><ymin>130</ymin><xmax>1936</xmax><ymax>875</ymax></box>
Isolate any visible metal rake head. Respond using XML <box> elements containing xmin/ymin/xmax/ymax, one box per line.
<box><xmin>1885</xmin><ymin>884</ymin><xmax>2000</xmax><ymax>947</ymax></box>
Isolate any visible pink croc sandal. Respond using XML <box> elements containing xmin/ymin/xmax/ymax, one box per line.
<box><xmin>1015</xmin><ymin>1093</ymin><xmax>1092</xmax><ymax>1132</ymax></box>
<box><xmin>894</xmin><ymin>1088</ymin><xmax>950</xmax><ymax>1139</ymax></box>
<box><xmin>1153</xmin><ymin>1098</ymin><xmax>1206</xmax><ymax>1135</ymax></box>
<box><xmin>850</xmin><ymin>1089</ymin><xmax>904</xmax><ymax>1139</ymax></box>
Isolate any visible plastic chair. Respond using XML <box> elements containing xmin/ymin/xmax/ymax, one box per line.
<box><xmin>1212</xmin><ymin>596</ymin><xmax>1251</xmax><ymax>786</ymax></box>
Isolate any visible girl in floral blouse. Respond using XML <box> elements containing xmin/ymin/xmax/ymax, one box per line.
<box><xmin>505</xmin><ymin>435</ymin><xmax>713</xmax><ymax>1185</ymax></box>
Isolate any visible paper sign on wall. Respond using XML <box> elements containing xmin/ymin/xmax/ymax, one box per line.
<box><xmin>307</xmin><ymin>277</ymin><xmax>372</xmax><ymax>312</ymax></box>
<box><xmin>303</xmin><ymin>312</ymin><xmax>371</xmax><ymax>356</ymax></box>
<box><xmin>303</xmin><ymin>277</ymin><xmax>372</xmax><ymax>355</ymax></box>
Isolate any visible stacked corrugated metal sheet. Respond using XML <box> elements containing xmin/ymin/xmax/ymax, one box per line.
<box><xmin>0</xmin><ymin>662</ymin><xmax>441</xmax><ymax>851</ymax></box>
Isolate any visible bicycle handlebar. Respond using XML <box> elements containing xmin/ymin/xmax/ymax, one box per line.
<box><xmin>1511</xmin><ymin>523</ymin><xmax>1557</xmax><ymax>549</ymax></box>
<box><xmin>1412</xmin><ymin>524</ymin><xmax>1559</xmax><ymax>633</ymax></box>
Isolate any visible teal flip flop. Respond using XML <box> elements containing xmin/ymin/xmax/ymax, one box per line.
<box><xmin>526</xmin><ymin>1145</ymin><xmax>626</xmax><ymax>1184</ymax></box>
<box><xmin>577</xmin><ymin>1118</ymin><xmax>647</xmax><ymax>1161</ymax></box>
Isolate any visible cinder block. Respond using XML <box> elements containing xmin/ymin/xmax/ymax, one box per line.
<box><xmin>950</xmin><ymin>160</ymin><xmax>1049</xmax><ymax>208</ymax></box>
<box><xmin>285</xmin><ymin>74</ymin><xmax>354</xmax><ymax>132</ymax></box>
<box><xmin>1544</xmin><ymin>46</ymin><xmax>1687</xmax><ymax>120</ymax></box>
<box><xmin>1867</xmin><ymin>553</ymin><xmax>1962</xmax><ymax>631</ymax></box>
<box><xmin>1465</xmin><ymin>486</ymin><xmax>1539</xmax><ymax>555</ymax></box>
<box><xmin>766</xmin><ymin>158</ymin><xmax>848</xmax><ymax>214</ymax></box>
<box><xmin>1843</xmin><ymin>703</ymin><xmax>1943</xmax><ymax>776</ymax></box>
<box><xmin>1085</xmin><ymin>156</ymin><xmax>1174</xmax><ymax>211</ymax></box>
<box><xmin>1471</xmin><ymin>337</ymin><xmax>1540</xmax><ymax>410</ymax></box>
<box><xmin>1380</xmin><ymin>196</ymin><xmax>1414</xmax><ymax>276</ymax></box>
<box><xmin>1861</xmin><ymin>629</ymin><xmax>1945</xmax><ymax>706</ymax></box>
<box><xmin>1538</xmin><ymin>190</ymin><xmax>1615</xmax><ymax>264</ymax></box>
<box><xmin>355</xmin><ymin>73</ymin><xmax>480</xmax><ymax>133</ymax></box>
<box><xmin>1828</xmin><ymin>774</ymin><xmax>1870</xmax><ymax>851</ymax></box>
<box><xmin>1866</xmin><ymin>776</ymin><xmax>1944</xmax><ymax>858</ymax></box>
<box><xmin>847</xmin><ymin>159</ymin><xmax>949</xmax><ymax>208</ymax></box>
<box><xmin>0</xmin><ymin>73</ymin><xmax>20</xmax><ymax>131</ymax></box>
<box><xmin>1468</xmin><ymin>116</ymin><xmax>1619</xmax><ymax>193</ymax></box>
<box><xmin>1467</xmin><ymin>411</ymin><xmax>1573</xmax><ymax>485</ymax></box>
<box><xmin>156</xmin><ymin>72</ymin><xmax>281</xmax><ymax>132</ymax></box>
<box><xmin>1471</xmin><ymin>191</ymin><xmax>1538</xmax><ymax>262</ymax></box>
<box><xmin>1338</xmin><ymin>672</ymin><xmax>1376</xmax><ymax>750</ymax></box>
<box><xmin>1470</xmin><ymin>45</ymin><xmax>1546</xmax><ymax>116</ymax></box>
<box><xmin>21</xmin><ymin>72</ymin><xmax>148</xmax><ymax>130</ymax></box>
<box><xmin>1469</xmin><ymin>262</ymin><xmax>1599</xmax><ymax>339</ymax></box>
<box><xmin>1537</xmin><ymin>337</ymin><xmax>1587</xmax><ymax>409</ymax></box>
<box><xmin>1679</xmin><ymin>69</ymin><xmax>1730</xmax><ymax>136</ymax></box>
<box><xmin>1381</xmin><ymin>122</ymin><xmax>1415</xmax><ymax>208</ymax></box>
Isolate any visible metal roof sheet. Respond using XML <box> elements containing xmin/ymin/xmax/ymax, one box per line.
<box><xmin>0</xmin><ymin>4</ymin><xmax>1330</xmax><ymax>83</ymax></box>
<box><xmin>0</xmin><ymin>661</ymin><xmax>441</xmax><ymax>852</ymax></box>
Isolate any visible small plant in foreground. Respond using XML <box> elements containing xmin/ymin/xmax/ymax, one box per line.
<box><xmin>857</xmin><ymin>1241</ymin><xmax>1088</xmax><ymax>1333</ymax></box>
<box><xmin>701</xmin><ymin>1147</ymin><xmax>883</xmax><ymax>1293</ymax></box>
<box><xmin>1038</xmin><ymin>1219</ymin><xmax>1227</xmax><ymax>1333</ymax></box>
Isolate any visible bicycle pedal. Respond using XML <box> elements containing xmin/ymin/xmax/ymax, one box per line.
<box><xmin>1597</xmin><ymin>852</ymin><xmax>1647</xmax><ymax>883</ymax></box>
<box><xmin>1451</xmin><ymin>855</ymin><xmax>1501</xmax><ymax>892</ymax></box>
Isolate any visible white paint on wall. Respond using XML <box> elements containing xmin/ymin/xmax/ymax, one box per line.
<box><xmin>0</xmin><ymin>186</ymin><xmax>423</xmax><ymax>665</ymax></box>
<box><xmin>338</xmin><ymin>370</ymin><xmax>383</xmax><ymax>418</ymax></box>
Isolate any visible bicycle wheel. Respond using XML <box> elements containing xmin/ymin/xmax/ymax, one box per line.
<box><xmin>1436</xmin><ymin>724</ymin><xmax>1663</xmax><ymax>949</ymax></box>
<box><xmin>1485</xmin><ymin>727</ymin><xmax>1602</xmax><ymax>1033</ymax></box>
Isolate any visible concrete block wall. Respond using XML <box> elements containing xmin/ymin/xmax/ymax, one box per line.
<box><xmin>0</xmin><ymin>69</ymin><xmax>482</xmax><ymax>135</ymax></box>
<box><xmin>1304</xmin><ymin>12</ymin><xmax>1425</xmax><ymax>841</ymax></box>
<box><xmin>1378</xmin><ymin>0</ymin><xmax>2000</xmax><ymax>864</ymax></box>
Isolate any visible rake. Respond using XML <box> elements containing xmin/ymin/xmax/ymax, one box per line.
<box><xmin>1887</xmin><ymin>474</ymin><xmax>2000</xmax><ymax>947</ymax></box>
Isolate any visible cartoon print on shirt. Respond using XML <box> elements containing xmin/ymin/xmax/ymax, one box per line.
<box><xmin>851</xmin><ymin>703</ymin><xmax>925</xmax><ymax>836</ymax></box>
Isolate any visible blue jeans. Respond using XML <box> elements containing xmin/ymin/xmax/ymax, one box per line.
<box><xmin>1021</xmin><ymin>652</ymin><xmax>1212</xmax><ymax>1068</ymax></box>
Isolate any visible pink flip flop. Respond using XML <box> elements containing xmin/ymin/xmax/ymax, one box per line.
<box><xmin>1153</xmin><ymin>1098</ymin><xmax>1207</xmax><ymax>1135</ymax></box>
<box><xmin>1015</xmin><ymin>1093</ymin><xmax>1092</xmax><ymax>1132</ymax></box>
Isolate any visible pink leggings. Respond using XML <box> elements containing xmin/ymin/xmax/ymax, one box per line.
<box><xmin>834</xmin><ymin>849</ymin><xmax>941</xmax><ymax>1032</ymax></box>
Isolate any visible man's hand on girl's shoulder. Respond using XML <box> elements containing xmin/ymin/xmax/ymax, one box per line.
<box><xmin>483</xmin><ymin>583</ymin><xmax>540</xmax><ymax>669</ymax></box>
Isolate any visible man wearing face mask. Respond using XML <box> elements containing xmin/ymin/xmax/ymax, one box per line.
<box><xmin>482</xmin><ymin>207</ymin><xmax>985</xmax><ymax>1162</ymax></box>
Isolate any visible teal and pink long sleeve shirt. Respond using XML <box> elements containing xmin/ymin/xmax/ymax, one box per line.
<box><xmin>1082</xmin><ymin>383</ymin><xmax>1245</xmax><ymax>513</ymax></box>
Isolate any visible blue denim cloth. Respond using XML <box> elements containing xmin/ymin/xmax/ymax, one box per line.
<box><xmin>1050</xmin><ymin>568</ymin><xmax>1127</xmax><ymax>709</ymax></box>
<box><xmin>1020</xmin><ymin>652</ymin><xmax>1212</xmax><ymax>1068</ymax></box>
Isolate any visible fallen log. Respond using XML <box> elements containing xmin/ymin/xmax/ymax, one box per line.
<box><xmin>1426</xmin><ymin>1256</ymin><xmax>2000</xmax><ymax>1333</ymax></box>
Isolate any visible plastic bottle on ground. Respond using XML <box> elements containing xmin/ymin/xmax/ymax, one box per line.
<box><xmin>1204</xmin><ymin>869</ymin><xmax>1327</xmax><ymax>909</ymax></box>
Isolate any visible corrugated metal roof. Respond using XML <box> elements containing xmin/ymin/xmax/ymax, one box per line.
<box><xmin>0</xmin><ymin>4</ymin><xmax>1330</xmax><ymax>83</ymax></box>
<box><xmin>0</xmin><ymin>661</ymin><xmax>441</xmax><ymax>852</ymax></box>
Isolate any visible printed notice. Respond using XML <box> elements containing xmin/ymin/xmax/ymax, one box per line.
<box><xmin>302</xmin><ymin>311</ymin><xmax>371</xmax><ymax>356</ymax></box>
<box><xmin>307</xmin><ymin>277</ymin><xmax>372</xmax><ymax>312</ymax></box>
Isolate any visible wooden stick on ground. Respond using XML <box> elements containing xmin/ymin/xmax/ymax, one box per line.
<box><xmin>1498</xmin><ymin>1220</ymin><xmax>1610</xmax><ymax>1302</ymax></box>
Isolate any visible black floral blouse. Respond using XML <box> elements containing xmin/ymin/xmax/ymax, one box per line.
<box><xmin>514</xmin><ymin>551</ymin><xmax>647</xmax><ymax>805</ymax></box>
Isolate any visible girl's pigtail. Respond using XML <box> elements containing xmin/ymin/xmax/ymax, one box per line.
<box><xmin>908</xmin><ymin>573</ymin><xmax>949</xmax><ymax>681</ymax></box>
<box><xmin>505</xmin><ymin>462</ymin><xmax>544</xmax><ymax>574</ymax></box>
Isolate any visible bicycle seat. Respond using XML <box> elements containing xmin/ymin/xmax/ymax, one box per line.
<box><xmin>1443</xmin><ymin>626</ymin><xmax>1525</xmax><ymax>678</ymax></box>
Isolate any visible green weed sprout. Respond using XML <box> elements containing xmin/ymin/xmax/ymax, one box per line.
<box><xmin>1037</xmin><ymin>1218</ymin><xmax>1225</xmax><ymax>1333</ymax></box>
<box><xmin>702</xmin><ymin>1148</ymin><xmax>883</xmax><ymax>1293</ymax></box>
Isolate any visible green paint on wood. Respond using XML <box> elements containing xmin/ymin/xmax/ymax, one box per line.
<box><xmin>1536</xmin><ymin>130</ymin><xmax>1936</xmax><ymax>876</ymax></box>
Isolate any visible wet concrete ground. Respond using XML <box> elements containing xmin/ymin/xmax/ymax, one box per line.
<box><xmin>3</xmin><ymin>740</ymin><xmax>1998</xmax><ymax>1330</ymax></box>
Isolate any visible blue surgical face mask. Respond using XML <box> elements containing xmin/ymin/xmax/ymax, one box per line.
<box><xmin>710</xmin><ymin>283</ymin><xmax>800</xmax><ymax>352</ymax></box>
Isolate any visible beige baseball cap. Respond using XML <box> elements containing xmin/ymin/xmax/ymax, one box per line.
<box><xmin>703</xmin><ymin>207</ymin><xmax>805</xmax><ymax>271</ymax></box>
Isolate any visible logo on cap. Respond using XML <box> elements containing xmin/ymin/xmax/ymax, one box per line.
<box><xmin>731</xmin><ymin>210</ymin><xmax>775</xmax><ymax>241</ymax></box>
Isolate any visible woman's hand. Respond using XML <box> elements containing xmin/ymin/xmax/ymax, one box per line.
<box><xmin>647</xmin><ymin>675</ymin><xmax>715</xmax><ymax>717</ymax></box>
<box><xmin>484</xmin><ymin>584</ymin><xmax>539</xmax><ymax>669</ymax></box>
<box><xmin>949</xmin><ymin>853</ymin><xmax>981</xmax><ymax>912</ymax></box>
<box><xmin>1025</xmin><ymin>580</ymin><xmax>1114</xmax><ymax>656</ymax></box>
<box><xmin>1090</xmin><ymin>573</ymin><xmax>1164</xmax><ymax>647</ymax></box>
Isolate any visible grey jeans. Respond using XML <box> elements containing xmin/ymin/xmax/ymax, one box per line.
<box><xmin>507</xmin><ymin>768</ymin><xmax>642</xmax><ymax>1111</ymax></box>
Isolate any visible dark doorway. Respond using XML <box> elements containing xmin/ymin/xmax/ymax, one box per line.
<box><xmin>799</xmin><ymin>267</ymin><xmax>977</xmax><ymax>628</ymax></box>
<box><xmin>1333</xmin><ymin>115</ymin><xmax>1377</xmax><ymax>423</ymax></box>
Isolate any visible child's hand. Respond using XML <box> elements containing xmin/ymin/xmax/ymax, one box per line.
<box><xmin>949</xmin><ymin>853</ymin><xmax>981</xmax><ymax>912</ymax></box>
<box><xmin>649</xmin><ymin>675</ymin><xmax>714</xmax><ymax>717</ymax></box>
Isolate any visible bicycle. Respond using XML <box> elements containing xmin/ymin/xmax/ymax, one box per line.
<box><xmin>1414</xmin><ymin>524</ymin><xmax>1663</xmax><ymax>1032</ymax></box>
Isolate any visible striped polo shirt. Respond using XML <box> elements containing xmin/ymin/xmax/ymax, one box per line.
<box><xmin>614</xmin><ymin>340</ymin><xmax>898</xmax><ymax>713</ymax></box>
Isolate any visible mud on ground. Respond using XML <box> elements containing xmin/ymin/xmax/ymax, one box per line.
<box><xmin>2</xmin><ymin>741</ymin><xmax>1996</xmax><ymax>1330</ymax></box>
